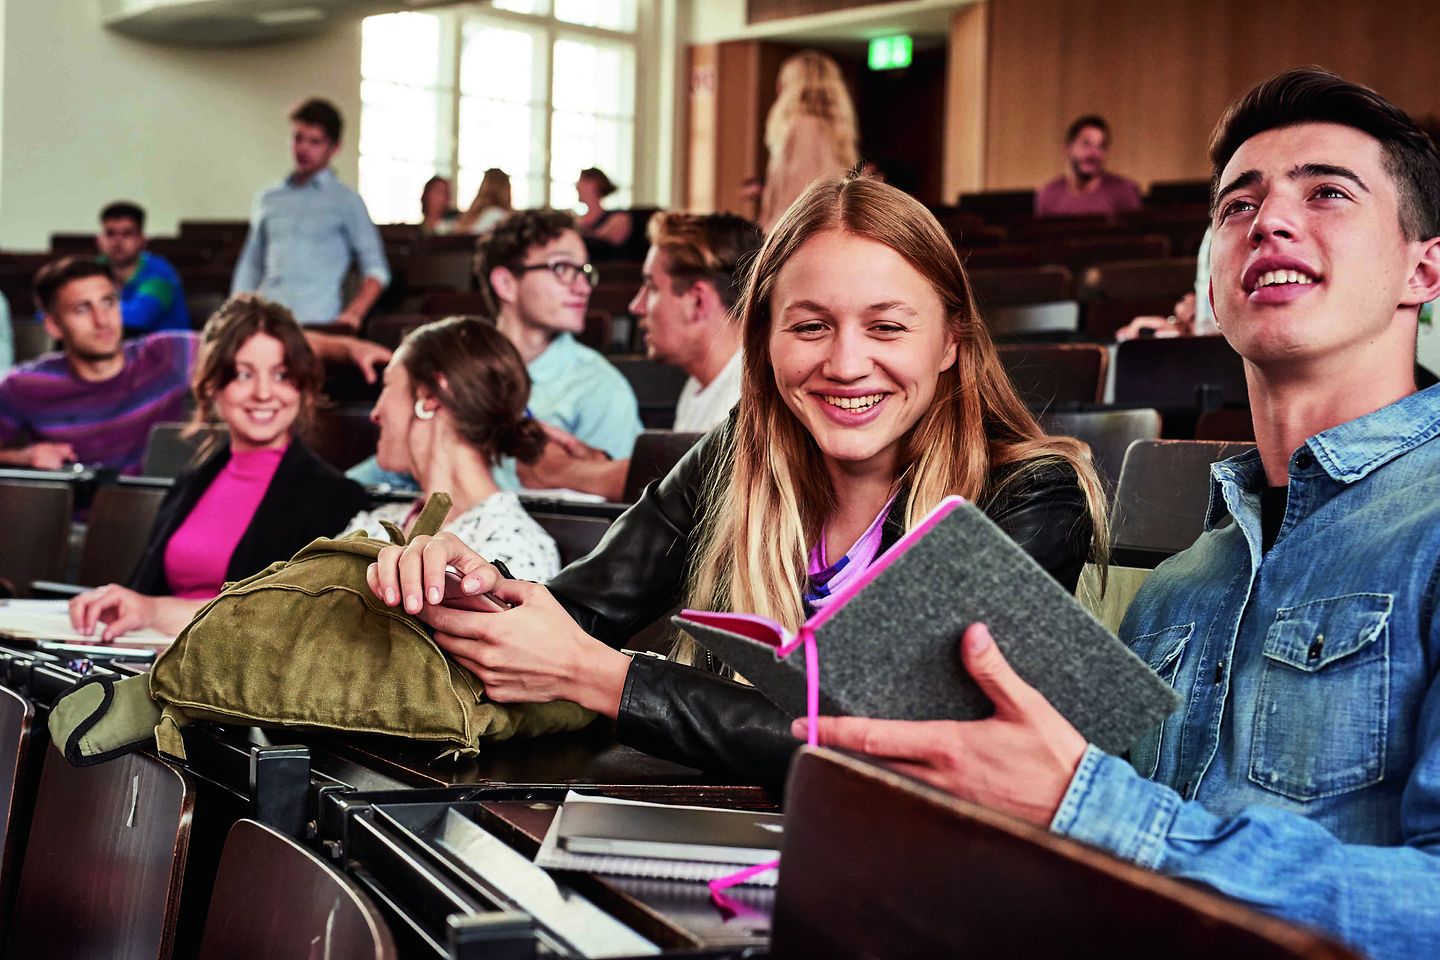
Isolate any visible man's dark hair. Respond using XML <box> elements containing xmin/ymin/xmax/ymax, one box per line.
<box><xmin>646</xmin><ymin>212</ymin><xmax>763</xmax><ymax>311</ymax></box>
<box><xmin>1065</xmin><ymin>115</ymin><xmax>1109</xmax><ymax>144</ymax></box>
<box><xmin>100</xmin><ymin>201</ymin><xmax>145</xmax><ymax>232</ymax></box>
<box><xmin>473</xmin><ymin>209</ymin><xmax>579</xmax><ymax>315</ymax></box>
<box><xmin>1209</xmin><ymin>67</ymin><xmax>1440</xmax><ymax>240</ymax></box>
<box><xmin>289</xmin><ymin>97</ymin><xmax>343</xmax><ymax>143</ymax></box>
<box><xmin>33</xmin><ymin>257</ymin><xmax>114</xmax><ymax>314</ymax></box>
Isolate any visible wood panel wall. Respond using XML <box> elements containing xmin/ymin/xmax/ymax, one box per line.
<box><xmin>983</xmin><ymin>0</ymin><xmax>1440</xmax><ymax>192</ymax></box>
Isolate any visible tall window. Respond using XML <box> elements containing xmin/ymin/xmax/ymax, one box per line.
<box><xmin>359</xmin><ymin>3</ymin><xmax>639</xmax><ymax>224</ymax></box>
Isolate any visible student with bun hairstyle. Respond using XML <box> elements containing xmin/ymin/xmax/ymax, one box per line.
<box><xmin>348</xmin><ymin>317</ymin><xmax>560</xmax><ymax>581</ymax></box>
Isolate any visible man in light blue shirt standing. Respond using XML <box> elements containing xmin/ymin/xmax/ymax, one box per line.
<box><xmin>231</xmin><ymin>98</ymin><xmax>390</xmax><ymax>329</ymax></box>
<box><xmin>802</xmin><ymin>69</ymin><xmax>1440</xmax><ymax>957</ymax></box>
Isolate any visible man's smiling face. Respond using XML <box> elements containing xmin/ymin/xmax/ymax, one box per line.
<box><xmin>1210</xmin><ymin>121</ymin><xmax>1423</xmax><ymax>367</ymax></box>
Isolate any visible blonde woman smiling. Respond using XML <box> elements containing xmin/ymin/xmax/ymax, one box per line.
<box><xmin>368</xmin><ymin>175</ymin><xmax>1107</xmax><ymax>786</ymax></box>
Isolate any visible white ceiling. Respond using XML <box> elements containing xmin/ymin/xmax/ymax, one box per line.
<box><xmin>99</xmin><ymin>0</ymin><xmax>461</xmax><ymax>46</ymax></box>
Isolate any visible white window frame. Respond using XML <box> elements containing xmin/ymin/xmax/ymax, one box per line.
<box><xmin>359</xmin><ymin>1</ymin><xmax>648</xmax><ymax>220</ymax></box>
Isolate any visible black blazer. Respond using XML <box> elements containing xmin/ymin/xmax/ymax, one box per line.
<box><xmin>127</xmin><ymin>438</ymin><xmax>371</xmax><ymax>596</ymax></box>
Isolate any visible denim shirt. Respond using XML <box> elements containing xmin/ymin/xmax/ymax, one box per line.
<box><xmin>231</xmin><ymin>168</ymin><xmax>391</xmax><ymax>325</ymax></box>
<box><xmin>1052</xmin><ymin>384</ymin><xmax>1440</xmax><ymax>958</ymax></box>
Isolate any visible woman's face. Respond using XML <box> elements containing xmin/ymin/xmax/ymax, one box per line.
<box><xmin>768</xmin><ymin>229</ymin><xmax>956</xmax><ymax>482</ymax></box>
<box><xmin>423</xmin><ymin>179</ymin><xmax>451</xmax><ymax>217</ymax></box>
<box><xmin>575</xmin><ymin>174</ymin><xmax>600</xmax><ymax>205</ymax></box>
<box><xmin>215</xmin><ymin>332</ymin><xmax>301</xmax><ymax>453</ymax></box>
<box><xmin>369</xmin><ymin>356</ymin><xmax>431</xmax><ymax>474</ymax></box>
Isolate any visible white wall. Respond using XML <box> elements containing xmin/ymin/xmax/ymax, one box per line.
<box><xmin>0</xmin><ymin>0</ymin><xmax>362</xmax><ymax>249</ymax></box>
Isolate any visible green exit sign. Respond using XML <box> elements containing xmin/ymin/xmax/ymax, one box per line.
<box><xmin>868</xmin><ymin>34</ymin><xmax>912</xmax><ymax>71</ymax></box>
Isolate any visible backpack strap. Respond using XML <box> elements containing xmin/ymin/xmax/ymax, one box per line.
<box><xmin>407</xmin><ymin>492</ymin><xmax>453</xmax><ymax>541</ymax></box>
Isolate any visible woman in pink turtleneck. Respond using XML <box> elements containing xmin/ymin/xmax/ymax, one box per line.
<box><xmin>68</xmin><ymin>295</ymin><xmax>368</xmax><ymax>641</ymax></box>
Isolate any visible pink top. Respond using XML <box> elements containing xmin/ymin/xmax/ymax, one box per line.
<box><xmin>163</xmin><ymin>444</ymin><xmax>287</xmax><ymax>599</ymax></box>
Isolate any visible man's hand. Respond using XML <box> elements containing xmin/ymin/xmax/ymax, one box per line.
<box><xmin>537</xmin><ymin>422</ymin><xmax>607</xmax><ymax>461</ymax></box>
<box><xmin>794</xmin><ymin>623</ymin><xmax>1088</xmax><ymax>827</ymax></box>
<box><xmin>21</xmin><ymin>441</ymin><xmax>77</xmax><ymax>471</ymax></box>
<box><xmin>303</xmin><ymin>331</ymin><xmax>392</xmax><ymax>384</ymax></box>
<box><xmin>344</xmin><ymin>337</ymin><xmax>391</xmax><ymax>383</ymax></box>
<box><xmin>516</xmin><ymin>435</ymin><xmax>628</xmax><ymax>500</ymax></box>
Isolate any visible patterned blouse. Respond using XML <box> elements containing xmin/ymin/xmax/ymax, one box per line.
<box><xmin>344</xmin><ymin>491</ymin><xmax>561</xmax><ymax>582</ymax></box>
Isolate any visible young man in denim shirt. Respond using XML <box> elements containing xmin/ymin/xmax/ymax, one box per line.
<box><xmin>802</xmin><ymin>69</ymin><xmax>1440</xmax><ymax>957</ymax></box>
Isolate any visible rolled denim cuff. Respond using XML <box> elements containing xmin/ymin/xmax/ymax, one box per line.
<box><xmin>1050</xmin><ymin>744</ymin><xmax>1182</xmax><ymax>870</ymax></box>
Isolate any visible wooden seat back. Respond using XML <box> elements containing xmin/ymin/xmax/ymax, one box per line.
<box><xmin>774</xmin><ymin>747</ymin><xmax>1359</xmax><ymax>960</ymax></box>
<box><xmin>0</xmin><ymin>479</ymin><xmax>72</xmax><ymax>597</ymax></box>
<box><xmin>1112</xmin><ymin>439</ymin><xmax>1253</xmax><ymax>565</ymax></box>
<box><xmin>9</xmin><ymin>746</ymin><xmax>195</xmax><ymax>960</ymax></box>
<box><xmin>197</xmin><ymin>819</ymin><xmax>395</xmax><ymax>960</ymax></box>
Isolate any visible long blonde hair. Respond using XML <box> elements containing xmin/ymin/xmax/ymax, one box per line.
<box><xmin>764</xmin><ymin>50</ymin><xmax>859</xmax><ymax>167</ymax></box>
<box><xmin>457</xmin><ymin>168</ymin><xmax>513</xmax><ymax>232</ymax></box>
<box><xmin>679</xmin><ymin>176</ymin><xmax>1108</xmax><ymax>664</ymax></box>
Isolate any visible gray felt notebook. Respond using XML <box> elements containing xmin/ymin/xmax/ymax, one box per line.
<box><xmin>672</xmin><ymin>496</ymin><xmax>1180</xmax><ymax>755</ymax></box>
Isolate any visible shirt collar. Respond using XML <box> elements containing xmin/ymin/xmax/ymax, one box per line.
<box><xmin>526</xmin><ymin>333</ymin><xmax>577</xmax><ymax>384</ymax></box>
<box><xmin>1204</xmin><ymin>383</ymin><xmax>1440</xmax><ymax>527</ymax></box>
<box><xmin>285</xmin><ymin>167</ymin><xmax>334</xmax><ymax>190</ymax></box>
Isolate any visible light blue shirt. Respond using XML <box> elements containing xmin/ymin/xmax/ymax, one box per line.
<box><xmin>231</xmin><ymin>168</ymin><xmax>390</xmax><ymax>325</ymax></box>
<box><xmin>1052</xmin><ymin>384</ymin><xmax>1440</xmax><ymax>959</ymax></box>
<box><xmin>492</xmin><ymin>333</ymin><xmax>643</xmax><ymax>491</ymax></box>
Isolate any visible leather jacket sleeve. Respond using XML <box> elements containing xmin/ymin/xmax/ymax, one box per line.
<box><xmin>549</xmin><ymin>440</ymin><xmax>1095</xmax><ymax>789</ymax></box>
<box><xmin>547</xmin><ymin>424</ymin><xmax>727</xmax><ymax>645</ymax></box>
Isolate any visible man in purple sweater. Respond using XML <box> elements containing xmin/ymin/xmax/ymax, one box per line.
<box><xmin>0</xmin><ymin>257</ymin><xmax>389</xmax><ymax>474</ymax></box>
<box><xmin>1034</xmin><ymin>115</ymin><xmax>1144</xmax><ymax>219</ymax></box>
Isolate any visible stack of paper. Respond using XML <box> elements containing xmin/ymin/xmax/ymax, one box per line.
<box><xmin>534</xmin><ymin>792</ymin><xmax>781</xmax><ymax>887</ymax></box>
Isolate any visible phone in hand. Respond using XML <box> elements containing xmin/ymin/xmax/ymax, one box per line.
<box><xmin>443</xmin><ymin>568</ymin><xmax>511</xmax><ymax>613</ymax></box>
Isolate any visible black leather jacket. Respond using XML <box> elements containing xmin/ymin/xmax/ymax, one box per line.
<box><xmin>548</xmin><ymin>426</ymin><xmax>1094</xmax><ymax>790</ymax></box>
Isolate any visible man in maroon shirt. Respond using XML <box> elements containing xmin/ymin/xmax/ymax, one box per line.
<box><xmin>1034</xmin><ymin>115</ymin><xmax>1144</xmax><ymax>218</ymax></box>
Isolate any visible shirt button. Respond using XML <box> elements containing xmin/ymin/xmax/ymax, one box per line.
<box><xmin>1295</xmin><ymin>450</ymin><xmax>1314</xmax><ymax>469</ymax></box>
<box><xmin>1307</xmin><ymin>635</ymin><xmax>1325</xmax><ymax>661</ymax></box>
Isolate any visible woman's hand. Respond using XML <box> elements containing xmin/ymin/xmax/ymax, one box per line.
<box><xmin>366</xmin><ymin>532</ymin><xmax>503</xmax><ymax>614</ymax></box>
<box><xmin>420</xmin><ymin>579</ymin><xmax>631</xmax><ymax>718</ymax></box>
<box><xmin>69</xmin><ymin>584</ymin><xmax>158</xmax><ymax>643</ymax></box>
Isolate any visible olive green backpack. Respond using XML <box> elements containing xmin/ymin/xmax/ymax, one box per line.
<box><xmin>50</xmin><ymin>493</ymin><xmax>594</xmax><ymax>764</ymax></box>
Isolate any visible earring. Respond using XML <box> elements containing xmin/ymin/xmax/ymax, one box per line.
<box><xmin>414</xmin><ymin>399</ymin><xmax>435</xmax><ymax>421</ymax></box>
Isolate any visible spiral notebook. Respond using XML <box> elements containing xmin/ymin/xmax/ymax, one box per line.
<box><xmin>534</xmin><ymin>792</ymin><xmax>780</xmax><ymax>887</ymax></box>
<box><xmin>673</xmin><ymin>495</ymin><xmax>1180</xmax><ymax>756</ymax></box>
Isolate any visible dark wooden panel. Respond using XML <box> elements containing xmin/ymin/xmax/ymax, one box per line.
<box><xmin>775</xmin><ymin>747</ymin><xmax>1358</xmax><ymax>959</ymax></box>
<box><xmin>9</xmin><ymin>746</ymin><xmax>194</xmax><ymax>960</ymax></box>
<box><xmin>198</xmin><ymin>819</ymin><xmax>395</xmax><ymax>960</ymax></box>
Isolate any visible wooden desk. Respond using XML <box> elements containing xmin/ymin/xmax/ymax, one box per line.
<box><xmin>300</xmin><ymin>719</ymin><xmax>744</xmax><ymax>790</ymax></box>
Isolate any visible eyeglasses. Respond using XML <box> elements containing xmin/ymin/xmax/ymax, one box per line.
<box><xmin>514</xmin><ymin>260</ymin><xmax>599</xmax><ymax>289</ymax></box>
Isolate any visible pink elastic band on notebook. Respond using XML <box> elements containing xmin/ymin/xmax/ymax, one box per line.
<box><xmin>707</xmin><ymin>624</ymin><xmax>818</xmax><ymax>916</ymax></box>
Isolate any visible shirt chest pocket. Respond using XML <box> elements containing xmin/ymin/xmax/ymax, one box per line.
<box><xmin>1126</xmin><ymin>622</ymin><xmax>1191</xmax><ymax>780</ymax></box>
<box><xmin>1248</xmin><ymin>592</ymin><xmax>1392</xmax><ymax>802</ymax></box>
